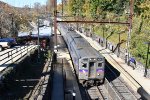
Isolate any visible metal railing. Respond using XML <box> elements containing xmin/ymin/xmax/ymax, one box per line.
<box><xmin>0</xmin><ymin>45</ymin><xmax>38</xmax><ymax>72</ymax></box>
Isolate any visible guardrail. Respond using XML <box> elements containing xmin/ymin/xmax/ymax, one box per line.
<box><xmin>0</xmin><ymin>45</ymin><xmax>38</xmax><ymax>72</ymax></box>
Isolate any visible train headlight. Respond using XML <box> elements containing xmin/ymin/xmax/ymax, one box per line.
<box><xmin>82</xmin><ymin>63</ymin><xmax>87</xmax><ymax>68</ymax></box>
<box><xmin>97</xmin><ymin>74</ymin><xmax>100</xmax><ymax>76</ymax></box>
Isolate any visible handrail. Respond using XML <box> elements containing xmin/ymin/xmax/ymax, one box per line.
<box><xmin>0</xmin><ymin>45</ymin><xmax>38</xmax><ymax>72</ymax></box>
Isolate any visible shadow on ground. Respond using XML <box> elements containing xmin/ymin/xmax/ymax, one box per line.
<box><xmin>105</xmin><ymin>60</ymin><xmax>120</xmax><ymax>82</ymax></box>
<box><xmin>0</xmin><ymin>51</ymin><xmax>47</xmax><ymax>99</ymax></box>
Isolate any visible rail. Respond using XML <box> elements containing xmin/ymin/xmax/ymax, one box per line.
<box><xmin>106</xmin><ymin>63</ymin><xmax>138</xmax><ymax>99</ymax></box>
<box><xmin>0</xmin><ymin>45</ymin><xmax>38</xmax><ymax>72</ymax></box>
<box><xmin>103</xmin><ymin>79</ymin><xmax>121</xmax><ymax>100</ymax></box>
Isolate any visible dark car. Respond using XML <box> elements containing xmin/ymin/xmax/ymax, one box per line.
<box><xmin>0</xmin><ymin>38</ymin><xmax>17</xmax><ymax>51</ymax></box>
<box><xmin>2</xmin><ymin>38</ymin><xmax>17</xmax><ymax>46</ymax></box>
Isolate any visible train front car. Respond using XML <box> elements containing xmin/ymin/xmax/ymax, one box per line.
<box><xmin>58</xmin><ymin>24</ymin><xmax>105</xmax><ymax>86</ymax></box>
<box><xmin>78</xmin><ymin>48</ymin><xmax>105</xmax><ymax>86</ymax></box>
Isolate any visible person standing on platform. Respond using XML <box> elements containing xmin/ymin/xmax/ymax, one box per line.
<box><xmin>129</xmin><ymin>57</ymin><xmax>136</xmax><ymax>70</ymax></box>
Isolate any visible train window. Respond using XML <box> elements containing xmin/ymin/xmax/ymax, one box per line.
<box><xmin>82</xmin><ymin>63</ymin><xmax>87</xmax><ymax>68</ymax></box>
<box><xmin>98</xmin><ymin>63</ymin><xmax>102</xmax><ymax>67</ymax></box>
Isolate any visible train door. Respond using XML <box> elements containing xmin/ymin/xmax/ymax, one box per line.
<box><xmin>88</xmin><ymin>62</ymin><xmax>96</xmax><ymax>78</ymax></box>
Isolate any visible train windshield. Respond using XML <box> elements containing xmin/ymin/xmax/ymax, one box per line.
<box><xmin>98</xmin><ymin>63</ymin><xmax>102</xmax><ymax>67</ymax></box>
<box><xmin>82</xmin><ymin>63</ymin><xmax>87</xmax><ymax>68</ymax></box>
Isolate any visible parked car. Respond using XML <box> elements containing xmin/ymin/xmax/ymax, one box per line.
<box><xmin>0</xmin><ymin>38</ymin><xmax>16</xmax><ymax>51</ymax></box>
<box><xmin>2</xmin><ymin>38</ymin><xmax>17</xmax><ymax>46</ymax></box>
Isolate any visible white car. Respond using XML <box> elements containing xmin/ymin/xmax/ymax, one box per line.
<box><xmin>0</xmin><ymin>40</ymin><xmax>11</xmax><ymax>51</ymax></box>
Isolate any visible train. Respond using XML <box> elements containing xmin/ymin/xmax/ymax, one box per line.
<box><xmin>58</xmin><ymin>23</ymin><xmax>105</xmax><ymax>86</ymax></box>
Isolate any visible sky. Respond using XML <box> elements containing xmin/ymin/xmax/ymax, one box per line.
<box><xmin>0</xmin><ymin>0</ymin><xmax>62</xmax><ymax>7</ymax></box>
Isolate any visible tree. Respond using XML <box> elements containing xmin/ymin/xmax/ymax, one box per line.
<box><xmin>34</xmin><ymin>2</ymin><xmax>41</xmax><ymax>13</ymax></box>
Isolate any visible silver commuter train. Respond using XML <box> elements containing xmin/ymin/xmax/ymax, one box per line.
<box><xmin>58</xmin><ymin>23</ymin><xmax>105</xmax><ymax>85</ymax></box>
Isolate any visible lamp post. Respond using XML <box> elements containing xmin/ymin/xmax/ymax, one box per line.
<box><xmin>144</xmin><ymin>42</ymin><xmax>150</xmax><ymax>77</ymax></box>
<box><xmin>37</xmin><ymin>16</ymin><xmax>47</xmax><ymax>61</ymax></box>
<box><xmin>53</xmin><ymin>0</ymin><xmax>58</xmax><ymax>52</ymax></box>
<box><xmin>126</xmin><ymin>0</ymin><xmax>134</xmax><ymax>64</ymax></box>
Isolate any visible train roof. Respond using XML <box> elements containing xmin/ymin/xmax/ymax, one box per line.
<box><xmin>58</xmin><ymin>24</ymin><xmax>104</xmax><ymax>59</ymax></box>
<box><xmin>73</xmin><ymin>38</ymin><xmax>91</xmax><ymax>48</ymax></box>
<box><xmin>70</xmin><ymin>31</ymin><xmax>81</xmax><ymax>38</ymax></box>
<box><xmin>77</xmin><ymin>46</ymin><xmax>104</xmax><ymax>58</ymax></box>
<box><xmin>67</xmin><ymin>30</ymin><xmax>104</xmax><ymax>58</ymax></box>
<box><xmin>69</xmin><ymin>31</ymin><xmax>91</xmax><ymax>48</ymax></box>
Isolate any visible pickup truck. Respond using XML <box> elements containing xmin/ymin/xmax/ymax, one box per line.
<box><xmin>0</xmin><ymin>38</ymin><xmax>16</xmax><ymax>51</ymax></box>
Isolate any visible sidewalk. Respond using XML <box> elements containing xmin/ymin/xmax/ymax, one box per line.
<box><xmin>76</xmin><ymin>31</ymin><xmax>150</xmax><ymax>95</ymax></box>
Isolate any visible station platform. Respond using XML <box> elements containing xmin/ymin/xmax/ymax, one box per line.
<box><xmin>52</xmin><ymin>34</ymin><xmax>82</xmax><ymax>100</ymax></box>
<box><xmin>76</xmin><ymin>31</ymin><xmax>150</xmax><ymax>96</ymax></box>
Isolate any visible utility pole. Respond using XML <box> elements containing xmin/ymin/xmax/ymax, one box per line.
<box><xmin>62</xmin><ymin>0</ymin><xmax>63</xmax><ymax>16</ymax></box>
<box><xmin>0</xmin><ymin>17</ymin><xmax>1</xmax><ymax>38</ymax></box>
<box><xmin>126</xmin><ymin>0</ymin><xmax>134</xmax><ymax>64</ymax></box>
<box><xmin>54</xmin><ymin>0</ymin><xmax>57</xmax><ymax>52</ymax></box>
<box><xmin>37</xmin><ymin>17</ymin><xmax>40</xmax><ymax>61</ymax></box>
<box><xmin>0</xmin><ymin>28</ymin><xmax>1</xmax><ymax>38</ymax></box>
<box><xmin>0</xmin><ymin>10</ymin><xmax>3</xmax><ymax>38</ymax></box>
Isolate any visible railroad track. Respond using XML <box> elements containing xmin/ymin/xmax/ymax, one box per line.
<box><xmin>76</xmin><ymin>30</ymin><xmax>141</xmax><ymax>99</ymax></box>
<box><xmin>106</xmin><ymin>63</ymin><xmax>139</xmax><ymax>100</ymax></box>
<box><xmin>86</xmin><ymin>85</ymin><xmax>112</xmax><ymax>100</ymax></box>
